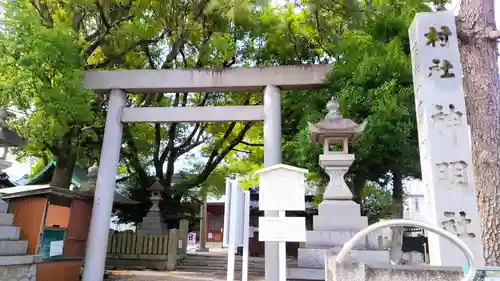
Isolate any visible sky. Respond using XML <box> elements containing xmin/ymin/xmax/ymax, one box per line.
<box><xmin>4</xmin><ymin>0</ymin><xmax>500</xmax><ymax>190</ymax></box>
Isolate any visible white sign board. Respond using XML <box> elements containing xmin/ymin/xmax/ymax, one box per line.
<box><xmin>222</xmin><ymin>180</ymin><xmax>247</xmax><ymax>247</ymax></box>
<box><xmin>256</xmin><ymin>164</ymin><xmax>308</xmax><ymax>211</ymax></box>
<box><xmin>49</xmin><ymin>240</ymin><xmax>64</xmax><ymax>257</ymax></box>
<box><xmin>187</xmin><ymin>232</ymin><xmax>196</xmax><ymax>245</ymax></box>
<box><xmin>258</xmin><ymin>217</ymin><xmax>306</xmax><ymax>242</ymax></box>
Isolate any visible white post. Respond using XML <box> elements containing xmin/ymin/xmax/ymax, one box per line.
<box><xmin>223</xmin><ymin>179</ymin><xmax>232</xmax><ymax>248</ymax></box>
<box><xmin>263</xmin><ymin>85</ymin><xmax>281</xmax><ymax>281</ymax></box>
<box><xmin>227</xmin><ymin>181</ymin><xmax>238</xmax><ymax>281</ymax></box>
<box><xmin>82</xmin><ymin>89</ymin><xmax>127</xmax><ymax>281</ymax></box>
<box><xmin>278</xmin><ymin>210</ymin><xmax>287</xmax><ymax>281</ymax></box>
<box><xmin>409</xmin><ymin>11</ymin><xmax>484</xmax><ymax>266</ymax></box>
<box><xmin>242</xmin><ymin>190</ymin><xmax>251</xmax><ymax>281</ymax></box>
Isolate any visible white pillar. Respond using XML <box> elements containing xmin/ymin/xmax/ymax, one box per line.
<box><xmin>82</xmin><ymin>89</ymin><xmax>127</xmax><ymax>281</ymax></box>
<box><xmin>409</xmin><ymin>12</ymin><xmax>484</xmax><ymax>266</ymax></box>
<box><xmin>263</xmin><ymin>85</ymin><xmax>281</xmax><ymax>281</ymax></box>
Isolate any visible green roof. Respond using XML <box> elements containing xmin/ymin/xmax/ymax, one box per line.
<box><xmin>14</xmin><ymin>160</ymin><xmax>89</xmax><ymax>188</ymax></box>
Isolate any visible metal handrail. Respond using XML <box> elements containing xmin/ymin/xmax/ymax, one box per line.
<box><xmin>335</xmin><ymin>219</ymin><xmax>476</xmax><ymax>281</ymax></box>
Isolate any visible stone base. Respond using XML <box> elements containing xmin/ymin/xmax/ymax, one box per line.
<box><xmin>0</xmin><ymin>263</ymin><xmax>36</xmax><ymax>281</ymax></box>
<box><xmin>306</xmin><ymin>230</ymin><xmax>379</xmax><ymax>250</ymax></box>
<box><xmin>326</xmin><ymin>260</ymin><xmax>463</xmax><ymax>281</ymax></box>
<box><xmin>298</xmin><ymin>248</ymin><xmax>389</xmax><ymax>269</ymax></box>
<box><xmin>313</xmin><ymin>216</ymin><xmax>368</xmax><ymax>231</ymax></box>
<box><xmin>138</xmin><ymin>211</ymin><xmax>168</xmax><ymax>235</ymax></box>
<box><xmin>318</xmin><ymin>200</ymin><xmax>361</xmax><ymax>217</ymax></box>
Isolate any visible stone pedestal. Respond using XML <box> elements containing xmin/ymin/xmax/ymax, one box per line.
<box><xmin>289</xmin><ymin>153</ymin><xmax>390</xmax><ymax>280</ymax></box>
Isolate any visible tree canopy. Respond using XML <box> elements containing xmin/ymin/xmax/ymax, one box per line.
<box><xmin>0</xmin><ymin>0</ymin><xmax>431</xmax><ymax>226</ymax></box>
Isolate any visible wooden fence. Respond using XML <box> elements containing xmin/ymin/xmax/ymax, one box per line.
<box><xmin>106</xmin><ymin>229</ymin><xmax>178</xmax><ymax>271</ymax></box>
<box><xmin>107</xmin><ymin>233</ymin><xmax>170</xmax><ymax>255</ymax></box>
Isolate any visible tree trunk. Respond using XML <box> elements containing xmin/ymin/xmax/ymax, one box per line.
<box><xmin>389</xmin><ymin>170</ymin><xmax>404</xmax><ymax>264</ymax></box>
<box><xmin>50</xmin><ymin>133</ymin><xmax>75</xmax><ymax>189</ymax></box>
<box><xmin>50</xmin><ymin>153</ymin><xmax>75</xmax><ymax>189</ymax></box>
<box><xmin>458</xmin><ymin>0</ymin><xmax>500</xmax><ymax>265</ymax></box>
<box><xmin>351</xmin><ymin>174</ymin><xmax>366</xmax><ymax>204</ymax></box>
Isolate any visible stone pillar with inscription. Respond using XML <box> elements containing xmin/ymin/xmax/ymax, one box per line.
<box><xmin>409</xmin><ymin>11</ymin><xmax>484</xmax><ymax>266</ymax></box>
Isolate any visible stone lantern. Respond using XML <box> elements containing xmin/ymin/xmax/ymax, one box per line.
<box><xmin>79</xmin><ymin>163</ymin><xmax>98</xmax><ymax>193</ymax></box>
<box><xmin>0</xmin><ymin>108</ymin><xmax>26</xmax><ymax>171</ymax></box>
<box><xmin>148</xmin><ymin>179</ymin><xmax>163</xmax><ymax>212</ymax></box>
<box><xmin>308</xmin><ymin>97</ymin><xmax>365</xmax><ymax>200</ymax></box>
<box><xmin>292</xmin><ymin>97</ymin><xmax>380</xmax><ymax>277</ymax></box>
<box><xmin>138</xmin><ymin>179</ymin><xmax>167</xmax><ymax>235</ymax></box>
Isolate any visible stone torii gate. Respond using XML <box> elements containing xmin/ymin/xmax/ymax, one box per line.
<box><xmin>81</xmin><ymin>64</ymin><xmax>332</xmax><ymax>281</ymax></box>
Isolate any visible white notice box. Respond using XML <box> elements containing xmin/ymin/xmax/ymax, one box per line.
<box><xmin>258</xmin><ymin>217</ymin><xmax>306</xmax><ymax>242</ymax></box>
<box><xmin>256</xmin><ymin>164</ymin><xmax>308</xmax><ymax>211</ymax></box>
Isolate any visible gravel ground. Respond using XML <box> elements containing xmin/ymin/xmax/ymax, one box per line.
<box><xmin>107</xmin><ymin>270</ymin><xmax>266</xmax><ymax>281</ymax></box>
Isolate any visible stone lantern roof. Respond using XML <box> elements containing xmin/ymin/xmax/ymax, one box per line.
<box><xmin>308</xmin><ymin>97</ymin><xmax>366</xmax><ymax>145</ymax></box>
<box><xmin>0</xmin><ymin>109</ymin><xmax>26</xmax><ymax>154</ymax></box>
<box><xmin>147</xmin><ymin>178</ymin><xmax>164</xmax><ymax>192</ymax></box>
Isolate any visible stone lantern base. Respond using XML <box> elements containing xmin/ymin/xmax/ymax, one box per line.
<box><xmin>289</xmin><ymin>153</ymin><xmax>390</xmax><ymax>280</ymax></box>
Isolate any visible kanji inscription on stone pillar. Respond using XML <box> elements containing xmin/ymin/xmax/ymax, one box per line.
<box><xmin>409</xmin><ymin>11</ymin><xmax>484</xmax><ymax>266</ymax></box>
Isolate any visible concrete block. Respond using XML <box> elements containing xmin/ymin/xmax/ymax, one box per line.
<box><xmin>0</xmin><ymin>226</ymin><xmax>20</xmax><ymax>240</ymax></box>
<box><xmin>0</xmin><ymin>240</ymin><xmax>28</xmax><ymax>256</ymax></box>
<box><xmin>318</xmin><ymin>200</ymin><xmax>361</xmax><ymax>217</ymax></box>
<box><xmin>306</xmin><ymin>230</ymin><xmax>379</xmax><ymax>250</ymax></box>
<box><xmin>313</xmin><ymin>215</ymin><xmax>368</xmax><ymax>231</ymax></box>
<box><xmin>0</xmin><ymin>213</ymin><xmax>13</xmax><ymax>226</ymax></box>
<box><xmin>298</xmin><ymin>248</ymin><xmax>389</xmax><ymax>269</ymax></box>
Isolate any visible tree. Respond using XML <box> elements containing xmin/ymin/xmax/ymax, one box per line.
<box><xmin>280</xmin><ymin>0</ymin><xmax>426</xmax><ymax>212</ymax></box>
<box><xmin>456</xmin><ymin>0</ymin><xmax>500</xmax><ymax>264</ymax></box>
<box><xmin>0</xmin><ymin>1</ymin><xmax>299</xmax><ymax>227</ymax></box>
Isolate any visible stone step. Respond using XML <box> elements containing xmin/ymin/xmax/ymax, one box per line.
<box><xmin>176</xmin><ymin>265</ymin><xmax>265</xmax><ymax>273</ymax></box>
<box><xmin>185</xmin><ymin>254</ymin><xmax>267</xmax><ymax>262</ymax></box>
<box><xmin>0</xmin><ymin>240</ymin><xmax>28</xmax><ymax>256</ymax></box>
<box><xmin>306</xmin><ymin>230</ymin><xmax>380</xmax><ymax>250</ymax></box>
<box><xmin>313</xmin><ymin>216</ymin><xmax>368</xmax><ymax>231</ymax></box>
<box><xmin>180</xmin><ymin>260</ymin><xmax>266</xmax><ymax>268</ymax></box>
<box><xmin>0</xmin><ymin>201</ymin><xmax>7</xmax><ymax>214</ymax></box>
<box><xmin>0</xmin><ymin>213</ymin><xmax>13</xmax><ymax>226</ymax></box>
<box><xmin>287</xmin><ymin>268</ymin><xmax>324</xmax><ymax>280</ymax></box>
<box><xmin>0</xmin><ymin>255</ymin><xmax>35</xmax><ymax>266</ymax></box>
<box><xmin>298</xmin><ymin>248</ymin><xmax>389</xmax><ymax>269</ymax></box>
<box><xmin>0</xmin><ymin>225</ymin><xmax>20</xmax><ymax>240</ymax></box>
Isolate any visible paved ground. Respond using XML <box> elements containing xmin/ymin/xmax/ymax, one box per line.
<box><xmin>107</xmin><ymin>243</ymin><xmax>266</xmax><ymax>281</ymax></box>
<box><xmin>107</xmin><ymin>270</ymin><xmax>265</xmax><ymax>281</ymax></box>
